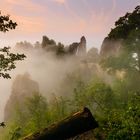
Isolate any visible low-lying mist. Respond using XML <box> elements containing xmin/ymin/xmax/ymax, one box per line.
<box><xmin>0</xmin><ymin>40</ymin><xmax>100</xmax><ymax>120</ymax></box>
<box><xmin>0</xmin><ymin>50</ymin><xmax>73</xmax><ymax>119</ymax></box>
<box><xmin>0</xmin><ymin>35</ymin><xmax>114</xmax><ymax>121</ymax></box>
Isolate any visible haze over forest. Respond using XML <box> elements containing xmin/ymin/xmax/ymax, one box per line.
<box><xmin>0</xmin><ymin>1</ymin><xmax>140</xmax><ymax>140</ymax></box>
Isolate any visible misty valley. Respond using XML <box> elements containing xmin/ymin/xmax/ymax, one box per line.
<box><xmin>0</xmin><ymin>3</ymin><xmax>140</xmax><ymax>140</ymax></box>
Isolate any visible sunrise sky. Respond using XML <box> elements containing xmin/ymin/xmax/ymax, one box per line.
<box><xmin>0</xmin><ymin>0</ymin><xmax>140</xmax><ymax>49</ymax></box>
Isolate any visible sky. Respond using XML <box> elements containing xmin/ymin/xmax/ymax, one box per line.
<box><xmin>0</xmin><ymin>0</ymin><xmax>140</xmax><ymax>49</ymax></box>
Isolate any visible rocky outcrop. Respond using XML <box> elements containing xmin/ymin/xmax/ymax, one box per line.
<box><xmin>68</xmin><ymin>42</ymin><xmax>79</xmax><ymax>55</ymax></box>
<box><xmin>77</xmin><ymin>36</ymin><xmax>86</xmax><ymax>56</ymax></box>
<box><xmin>41</xmin><ymin>35</ymin><xmax>87</xmax><ymax>57</ymax></box>
<box><xmin>4</xmin><ymin>73</ymin><xmax>39</xmax><ymax>121</ymax></box>
<box><xmin>68</xmin><ymin>36</ymin><xmax>87</xmax><ymax>56</ymax></box>
<box><xmin>100</xmin><ymin>37</ymin><xmax>122</xmax><ymax>57</ymax></box>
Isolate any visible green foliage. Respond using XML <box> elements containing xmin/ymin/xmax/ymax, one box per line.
<box><xmin>100</xmin><ymin>51</ymin><xmax>136</xmax><ymax>74</ymax></box>
<box><xmin>100</xmin><ymin>13</ymin><xmax>140</xmax><ymax>140</ymax></box>
<box><xmin>1</xmin><ymin>6</ymin><xmax>140</xmax><ymax>140</ymax></box>
<box><xmin>108</xmin><ymin>6</ymin><xmax>140</xmax><ymax>40</ymax></box>
<box><xmin>0</xmin><ymin>47</ymin><xmax>26</xmax><ymax>78</ymax></box>
<box><xmin>9</xmin><ymin>127</ymin><xmax>22</xmax><ymax>140</ymax></box>
<box><xmin>102</xmin><ymin>92</ymin><xmax>140</xmax><ymax>140</ymax></box>
<box><xmin>99</xmin><ymin>6</ymin><xmax>140</xmax><ymax>136</ymax></box>
<box><xmin>2</xmin><ymin>93</ymin><xmax>71</xmax><ymax>139</ymax></box>
<box><xmin>102</xmin><ymin>6</ymin><xmax>140</xmax><ymax>73</ymax></box>
<box><xmin>0</xmin><ymin>12</ymin><xmax>26</xmax><ymax>79</ymax></box>
<box><xmin>26</xmin><ymin>94</ymin><xmax>49</xmax><ymax>131</ymax></box>
<box><xmin>0</xmin><ymin>12</ymin><xmax>26</xmax><ymax>138</ymax></box>
<box><xmin>74</xmin><ymin>82</ymin><xmax>114</xmax><ymax>107</ymax></box>
<box><xmin>0</xmin><ymin>12</ymin><xmax>17</xmax><ymax>32</ymax></box>
<box><xmin>1</xmin><ymin>78</ymin><xmax>140</xmax><ymax>140</ymax></box>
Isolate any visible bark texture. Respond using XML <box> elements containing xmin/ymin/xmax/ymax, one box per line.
<box><xmin>21</xmin><ymin>107</ymin><xmax>98</xmax><ymax>140</ymax></box>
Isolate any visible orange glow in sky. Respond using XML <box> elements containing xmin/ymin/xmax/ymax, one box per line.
<box><xmin>0</xmin><ymin>0</ymin><xmax>140</xmax><ymax>48</ymax></box>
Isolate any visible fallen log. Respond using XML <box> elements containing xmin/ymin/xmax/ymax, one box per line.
<box><xmin>21</xmin><ymin>107</ymin><xmax>98</xmax><ymax>140</ymax></box>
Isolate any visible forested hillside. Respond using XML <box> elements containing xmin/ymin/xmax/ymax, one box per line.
<box><xmin>0</xmin><ymin>5</ymin><xmax>140</xmax><ymax>140</ymax></box>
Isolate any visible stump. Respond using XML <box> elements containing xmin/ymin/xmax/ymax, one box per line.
<box><xmin>21</xmin><ymin>107</ymin><xmax>98</xmax><ymax>140</ymax></box>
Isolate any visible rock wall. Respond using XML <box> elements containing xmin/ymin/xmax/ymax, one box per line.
<box><xmin>4</xmin><ymin>73</ymin><xmax>39</xmax><ymax>121</ymax></box>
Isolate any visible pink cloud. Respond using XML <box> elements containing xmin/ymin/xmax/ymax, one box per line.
<box><xmin>44</xmin><ymin>1</ymin><xmax>113</xmax><ymax>36</ymax></box>
<box><xmin>0</xmin><ymin>0</ymin><xmax>118</xmax><ymax>47</ymax></box>
<box><xmin>54</xmin><ymin>0</ymin><xmax>66</xmax><ymax>4</ymax></box>
<box><xmin>0</xmin><ymin>0</ymin><xmax>47</xmax><ymax>33</ymax></box>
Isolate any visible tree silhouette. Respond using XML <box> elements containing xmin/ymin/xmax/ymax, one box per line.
<box><xmin>0</xmin><ymin>12</ymin><xmax>17</xmax><ymax>32</ymax></box>
<box><xmin>101</xmin><ymin>6</ymin><xmax>140</xmax><ymax>73</ymax></box>
<box><xmin>0</xmin><ymin>12</ymin><xmax>26</xmax><ymax>79</ymax></box>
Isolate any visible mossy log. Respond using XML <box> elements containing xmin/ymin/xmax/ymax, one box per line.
<box><xmin>21</xmin><ymin>107</ymin><xmax>98</xmax><ymax>140</ymax></box>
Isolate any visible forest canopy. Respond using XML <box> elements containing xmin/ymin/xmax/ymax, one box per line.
<box><xmin>0</xmin><ymin>5</ymin><xmax>140</xmax><ymax>140</ymax></box>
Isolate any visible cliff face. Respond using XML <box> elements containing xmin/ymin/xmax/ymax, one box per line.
<box><xmin>77</xmin><ymin>36</ymin><xmax>86</xmax><ymax>56</ymax></box>
<box><xmin>41</xmin><ymin>35</ymin><xmax>87</xmax><ymax>57</ymax></box>
<box><xmin>4</xmin><ymin>73</ymin><xmax>39</xmax><ymax>121</ymax></box>
<box><xmin>15</xmin><ymin>35</ymin><xmax>87</xmax><ymax>57</ymax></box>
<box><xmin>100</xmin><ymin>37</ymin><xmax>122</xmax><ymax>57</ymax></box>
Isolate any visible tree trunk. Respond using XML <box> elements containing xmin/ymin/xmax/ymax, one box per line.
<box><xmin>21</xmin><ymin>107</ymin><xmax>98</xmax><ymax>140</ymax></box>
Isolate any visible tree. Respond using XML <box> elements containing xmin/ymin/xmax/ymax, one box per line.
<box><xmin>0</xmin><ymin>12</ymin><xmax>26</xmax><ymax>79</ymax></box>
<box><xmin>0</xmin><ymin>12</ymin><xmax>17</xmax><ymax>32</ymax></box>
<box><xmin>26</xmin><ymin>94</ymin><xmax>48</xmax><ymax>131</ymax></box>
<box><xmin>108</xmin><ymin>6</ymin><xmax>140</xmax><ymax>40</ymax></box>
<box><xmin>0</xmin><ymin>12</ymin><xmax>26</xmax><ymax>130</ymax></box>
<box><xmin>99</xmin><ymin>7</ymin><xmax>140</xmax><ymax>139</ymax></box>
<box><xmin>101</xmin><ymin>6</ymin><xmax>140</xmax><ymax>73</ymax></box>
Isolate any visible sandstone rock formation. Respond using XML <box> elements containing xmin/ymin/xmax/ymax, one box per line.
<box><xmin>77</xmin><ymin>36</ymin><xmax>86</xmax><ymax>56</ymax></box>
<box><xmin>100</xmin><ymin>37</ymin><xmax>122</xmax><ymax>57</ymax></box>
<box><xmin>4</xmin><ymin>73</ymin><xmax>39</xmax><ymax>121</ymax></box>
